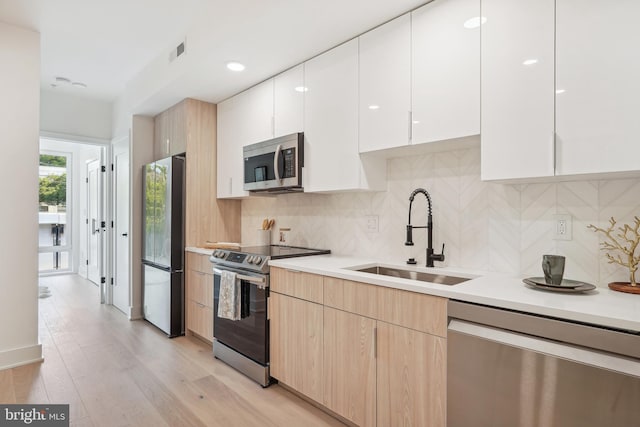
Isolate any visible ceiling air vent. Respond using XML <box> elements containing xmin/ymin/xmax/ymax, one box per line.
<box><xmin>169</xmin><ymin>40</ymin><xmax>186</xmax><ymax>63</ymax></box>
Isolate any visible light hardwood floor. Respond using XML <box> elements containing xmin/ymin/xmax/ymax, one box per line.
<box><xmin>0</xmin><ymin>275</ymin><xmax>345</xmax><ymax>427</ymax></box>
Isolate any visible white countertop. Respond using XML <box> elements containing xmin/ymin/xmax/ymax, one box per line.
<box><xmin>186</xmin><ymin>246</ymin><xmax>214</xmax><ymax>256</ymax></box>
<box><xmin>269</xmin><ymin>254</ymin><xmax>640</xmax><ymax>333</ymax></box>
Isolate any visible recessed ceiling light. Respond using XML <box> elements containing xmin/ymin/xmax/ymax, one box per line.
<box><xmin>523</xmin><ymin>59</ymin><xmax>539</xmax><ymax>66</ymax></box>
<box><xmin>463</xmin><ymin>16</ymin><xmax>487</xmax><ymax>29</ymax></box>
<box><xmin>294</xmin><ymin>86</ymin><xmax>308</xmax><ymax>93</ymax></box>
<box><xmin>72</xmin><ymin>82</ymin><xmax>87</xmax><ymax>88</ymax></box>
<box><xmin>368</xmin><ymin>104</ymin><xmax>380</xmax><ymax>110</ymax></box>
<box><xmin>556</xmin><ymin>89</ymin><xmax>566</xmax><ymax>94</ymax></box>
<box><xmin>226</xmin><ymin>62</ymin><xmax>245</xmax><ymax>72</ymax></box>
<box><xmin>413</xmin><ymin>120</ymin><xmax>420</xmax><ymax>124</ymax></box>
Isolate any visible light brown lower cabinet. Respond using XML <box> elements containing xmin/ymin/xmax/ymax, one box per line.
<box><xmin>376</xmin><ymin>321</ymin><xmax>447</xmax><ymax>427</ymax></box>
<box><xmin>270</xmin><ymin>292</ymin><xmax>323</xmax><ymax>403</ymax></box>
<box><xmin>185</xmin><ymin>252</ymin><xmax>214</xmax><ymax>342</ymax></box>
<box><xmin>323</xmin><ymin>307</ymin><xmax>376</xmax><ymax>427</ymax></box>
<box><xmin>187</xmin><ymin>299</ymin><xmax>213</xmax><ymax>341</ymax></box>
<box><xmin>269</xmin><ymin>272</ymin><xmax>447</xmax><ymax>427</ymax></box>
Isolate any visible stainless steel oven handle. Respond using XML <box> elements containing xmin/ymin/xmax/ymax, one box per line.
<box><xmin>449</xmin><ymin>319</ymin><xmax>640</xmax><ymax>378</ymax></box>
<box><xmin>274</xmin><ymin>144</ymin><xmax>282</xmax><ymax>183</ymax></box>
<box><xmin>213</xmin><ymin>268</ymin><xmax>267</xmax><ymax>285</ymax></box>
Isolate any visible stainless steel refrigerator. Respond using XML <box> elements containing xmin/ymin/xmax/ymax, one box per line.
<box><xmin>142</xmin><ymin>155</ymin><xmax>185</xmax><ymax>337</ymax></box>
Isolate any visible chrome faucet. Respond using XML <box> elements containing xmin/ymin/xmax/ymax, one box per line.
<box><xmin>405</xmin><ymin>188</ymin><xmax>445</xmax><ymax>267</ymax></box>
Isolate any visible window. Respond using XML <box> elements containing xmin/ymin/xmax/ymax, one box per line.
<box><xmin>39</xmin><ymin>152</ymin><xmax>72</xmax><ymax>273</ymax></box>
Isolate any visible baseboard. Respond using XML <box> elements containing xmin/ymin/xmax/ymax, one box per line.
<box><xmin>0</xmin><ymin>344</ymin><xmax>43</xmax><ymax>371</ymax></box>
<box><xmin>129</xmin><ymin>306</ymin><xmax>143</xmax><ymax>320</ymax></box>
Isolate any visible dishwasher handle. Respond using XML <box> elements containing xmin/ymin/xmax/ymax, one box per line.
<box><xmin>449</xmin><ymin>319</ymin><xmax>640</xmax><ymax>379</ymax></box>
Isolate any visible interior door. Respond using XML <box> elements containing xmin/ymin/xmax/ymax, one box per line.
<box><xmin>87</xmin><ymin>159</ymin><xmax>101</xmax><ymax>285</ymax></box>
<box><xmin>113</xmin><ymin>139</ymin><xmax>130</xmax><ymax>314</ymax></box>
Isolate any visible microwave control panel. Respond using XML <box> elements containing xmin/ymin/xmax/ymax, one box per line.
<box><xmin>282</xmin><ymin>148</ymin><xmax>295</xmax><ymax>178</ymax></box>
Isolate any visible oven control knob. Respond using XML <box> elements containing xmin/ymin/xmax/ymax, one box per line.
<box><xmin>254</xmin><ymin>256</ymin><xmax>262</xmax><ymax>264</ymax></box>
<box><xmin>247</xmin><ymin>256</ymin><xmax>254</xmax><ymax>264</ymax></box>
<box><xmin>214</xmin><ymin>251</ymin><xmax>220</xmax><ymax>258</ymax></box>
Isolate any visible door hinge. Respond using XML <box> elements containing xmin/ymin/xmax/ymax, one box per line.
<box><xmin>101</xmin><ymin>277</ymin><xmax>106</xmax><ymax>284</ymax></box>
<box><xmin>86</xmin><ymin>177</ymin><xmax>89</xmax><ymax>183</ymax></box>
<box><xmin>101</xmin><ymin>221</ymin><xmax>106</xmax><ymax>228</ymax></box>
<box><xmin>86</xmin><ymin>218</ymin><xmax>89</xmax><ymax>225</ymax></box>
<box><xmin>101</xmin><ymin>165</ymin><xmax>106</xmax><ymax>172</ymax></box>
<box><xmin>110</xmin><ymin>278</ymin><xmax>114</xmax><ymax>285</ymax></box>
<box><xmin>111</xmin><ymin>163</ymin><xmax>114</xmax><ymax>171</ymax></box>
<box><xmin>111</xmin><ymin>221</ymin><xmax>114</xmax><ymax>228</ymax></box>
<box><xmin>86</xmin><ymin>259</ymin><xmax>89</xmax><ymax>265</ymax></box>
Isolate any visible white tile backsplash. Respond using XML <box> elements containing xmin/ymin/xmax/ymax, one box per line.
<box><xmin>241</xmin><ymin>146</ymin><xmax>640</xmax><ymax>287</ymax></box>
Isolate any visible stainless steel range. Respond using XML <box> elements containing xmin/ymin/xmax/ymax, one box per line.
<box><xmin>209</xmin><ymin>245</ymin><xmax>330</xmax><ymax>387</ymax></box>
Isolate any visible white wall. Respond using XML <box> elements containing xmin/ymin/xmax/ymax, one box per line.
<box><xmin>130</xmin><ymin>115</ymin><xmax>154</xmax><ymax>319</ymax></box>
<box><xmin>0</xmin><ymin>22</ymin><xmax>42</xmax><ymax>369</ymax></box>
<box><xmin>41</xmin><ymin>90</ymin><xmax>113</xmax><ymax>141</ymax></box>
<box><xmin>242</xmin><ymin>144</ymin><xmax>640</xmax><ymax>288</ymax></box>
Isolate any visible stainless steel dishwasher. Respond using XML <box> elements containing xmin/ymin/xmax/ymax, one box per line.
<box><xmin>447</xmin><ymin>300</ymin><xmax>640</xmax><ymax>427</ymax></box>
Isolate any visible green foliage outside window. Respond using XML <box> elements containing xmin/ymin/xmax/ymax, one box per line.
<box><xmin>40</xmin><ymin>154</ymin><xmax>67</xmax><ymax>167</ymax></box>
<box><xmin>39</xmin><ymin>173</ymin><xmax>67</xmax><ymax>207</ymax></box>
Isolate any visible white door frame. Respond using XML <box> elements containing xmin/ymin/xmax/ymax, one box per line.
<box><xmin>40</xmin><ymin>132</ymin><xmax>111</xmax><ymax>305</ymax></box>
<box><xmin>111</xmin><ymin>135</ymin><xmax>131</xmax><ymax>315</ymax></box>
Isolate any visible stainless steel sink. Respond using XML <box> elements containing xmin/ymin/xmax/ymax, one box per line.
<box><xmin>354</xmin><ymin>266</ymin><xmax>470</xmax><ymax>286</ymax></box>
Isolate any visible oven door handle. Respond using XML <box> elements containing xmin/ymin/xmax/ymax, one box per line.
<box><xmin>213</xmin><ymin>268</ymin><xmax>267</xmax><ymax>286</ymax></box>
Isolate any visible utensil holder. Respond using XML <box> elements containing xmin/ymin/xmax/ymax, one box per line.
<box><xmin>257</xmin><ymin>229</ymin><xmax>271</xmax><ymax>246</ymax></box>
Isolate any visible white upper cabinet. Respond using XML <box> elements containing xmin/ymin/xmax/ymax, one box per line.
<box><xmin>304</xmin><ymin>39</ymin><xmax>385</xmax><ymax>192</ymax></box>
<box><xmin>274</xmin><ymin>64</ymin><xmax>305</xmax><ymax>138</ymax></box>
<box><xmin>480</xmin><ymin>0</ymin><xmax>555</xmax><ymax>181</ymax></box>
<box><xmin>359</xmin><ymin>14</ymin><xmax>411</xmax><ymax>153</ymax></box>
<box><xmin>555</xmin><ymin>0</ymin><xmax>640</xmax><ymax>176</ymax></box>
<box><xmin>216</xmin><ymin>80</ymin><xmax>273</xmax><ymax>198</ymax></box>
<box><xmin>412</xmin><ymin>0</ymin><xmax>480</xmax><ymax>145</ymax></box>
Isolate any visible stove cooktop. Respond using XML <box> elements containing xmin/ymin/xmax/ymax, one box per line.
<box><xmin>239</xmin><ymin>245</ymin><xmax>331</xmax><ymax>259</ymax></box>
<box><xmin>210</xmin><ymin>245</ymin><xmax>331</xmax><ymax>273</ymax></box>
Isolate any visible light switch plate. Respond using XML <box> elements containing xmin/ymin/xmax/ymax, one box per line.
<box><xmin>553</xmin><ymin>214</ymin><xmax>572</xmax><ymax>241</ymax></box>
<box><xmin>365</xmin><ymin>215</ymin><xmax>379</xmax><ymax>233</ymax></box>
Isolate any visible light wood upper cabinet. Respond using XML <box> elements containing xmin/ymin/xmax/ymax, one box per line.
<box><xmin>323</xmin><ymin>307</ymin><xmax>376</xmax><ymax>427</ymax></box>
<box><xmin>269</xmin><ymin>292</ymin><xmax>323</xmax><ymax>403</ymax></box>
<box><xmin>274</xmin><ymin>64</ymin><xmax>305</xmax><ymax>138</ymax></box>
<box><xmin>555</xmin><ymin>0</ymin><xmax>640</xmax><ymax>176</ymax></box>
<box><xmin>411</xmin><ymin>0</ymin><xmax>480</xmax><ymax>145</ymax></box>
<box><xmin>359</xmin><ymin>14</ymin><xmax>411</xmax><ymax>153</ymax></box>
<box><xmin>154</xmin><ymin>100</ymin><xmax>187</xmax><ymax>159</ymax></box>
<box><xmin>480</xmin><ymin>0</ymin><xmax>556</xmax><ymax>180</ymax></box>
<box><xmin>377</xmin><ymin>321</ymin><xmax>447</xmax><ymax>427</ymax></box>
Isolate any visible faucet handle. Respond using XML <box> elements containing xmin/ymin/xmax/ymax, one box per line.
<box><xmin>432</xmin><ymin>243</ymin><xmax>445</xmax><ymax>263</ymax></box>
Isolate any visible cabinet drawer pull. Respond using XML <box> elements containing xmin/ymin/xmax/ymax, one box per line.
<box><xmin>373</xmin><ymin>327</ymin><xmax>377</xmax><ymax>359</ymax></box>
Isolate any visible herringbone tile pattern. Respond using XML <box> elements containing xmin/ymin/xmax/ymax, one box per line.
<box><xmin>241</xmin><ymin>146</ymin><xmax>640</xmax><ymax>287</ymax></box>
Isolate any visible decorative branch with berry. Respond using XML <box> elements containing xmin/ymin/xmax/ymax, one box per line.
<box><xmin>588</xmin><ymin>216</ymin><xmax>640</xmax><ymax>286</ymax></box>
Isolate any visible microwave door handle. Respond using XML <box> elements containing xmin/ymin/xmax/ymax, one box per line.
<box><xmin>274</xmin><ymin>144</ymin><xmax>282</xmax><ymax>183</ymax></box>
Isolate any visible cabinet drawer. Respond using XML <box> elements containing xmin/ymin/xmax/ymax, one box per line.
<box><xmin>323</xmin><ymin>277</ymin><xmax>378</xmax><ymax>319</ymax></box>
<box><xmin>187</xmin><ymin>300</ymin><xmax>213</xmax><ymax>342</ymax></box>
<box><xmin>376</xmin><ymin>287</ymin><xmax>447</xmax><ymax>337</ymax></box>
<box><xmin>271</xmin><ymin>267</ymin><xmax>323</xmax><ymax>304</ymax></box>
<box><xmin>186</xmin><ymin>251</ymin><xmax>212</xmax><ymax>274</ymax></box>
<box><xmin>186</xmin><ymin>269</ymin><xmax>213</xmax><ymax>307</ymax></box>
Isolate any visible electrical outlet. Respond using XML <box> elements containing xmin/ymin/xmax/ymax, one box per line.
<box><xmin>365</xmin><ymin>215</ymin><xmax>379</xmax><ymax>233</ymax></box>
<box><xmin>553</xmin><ymin>214</ymin><xmax>572</xmax><ymax>241</ymax></box>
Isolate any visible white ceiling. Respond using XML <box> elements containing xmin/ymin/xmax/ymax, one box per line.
<box><xmin>0</xmin><ymin>0</ymin><xmax>426</xmax><ymax>115</ymax></box>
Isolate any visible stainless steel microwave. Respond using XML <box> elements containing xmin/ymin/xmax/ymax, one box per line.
<box><xmin>243</xmin><ymin>132</ymin><xmax>304</xmax><ymax>193</ymax></box>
